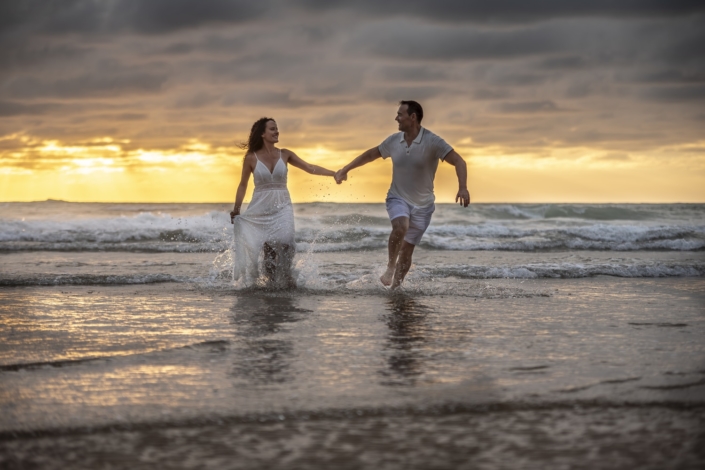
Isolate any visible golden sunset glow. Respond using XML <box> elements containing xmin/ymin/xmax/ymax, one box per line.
<box><xmin>2</xmin><ymin>134</ymin><xmax>704</xmax><ymax>203</ymax></box>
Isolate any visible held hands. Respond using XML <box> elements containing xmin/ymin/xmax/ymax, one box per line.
<box><xmin>456</xmin><ymin>188</ymin><xmax>470</xmax><ymax>207</ymax></box>
<box><xmin>334</xmin><ymin>169</ymin><xmax>348</xmax><ymax>184</ymax></box>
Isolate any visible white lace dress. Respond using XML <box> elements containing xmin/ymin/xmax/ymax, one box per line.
<box><xmin>233</xmin><ymin>151</ymin><xmax>296</xmax><ymax>286</ymax></box>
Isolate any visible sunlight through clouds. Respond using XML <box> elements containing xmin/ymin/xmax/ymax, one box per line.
<box><xmin>0</xmin><ymin>1</ymin><xmax>703</xmax><ymax>202</ymax></box>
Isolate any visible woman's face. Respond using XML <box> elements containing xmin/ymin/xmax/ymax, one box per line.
<box><xmin>261</xmin><ymin>120</ymin><xmax>279</xmax><ymax>144</ymax></box>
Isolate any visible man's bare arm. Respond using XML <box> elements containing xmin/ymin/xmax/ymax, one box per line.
<box><xmin>444</xmin><ymin>150</ymin><xmax>470</xmax><ymax>207</ymax></box>
<box><xmin>335</xmin><ymin>147</ymin><xmax>383</xmax><ymax>184</ymax></box>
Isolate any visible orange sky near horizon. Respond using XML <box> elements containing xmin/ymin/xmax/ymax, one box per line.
<box><xmin>2</xmin><ymin>134</ymin><xmax>703</xmax><ymax>203</ymax></box>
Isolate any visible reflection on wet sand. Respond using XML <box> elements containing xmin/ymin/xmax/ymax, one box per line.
<box><xmin>379</xmin><ymin>296</ymin><xmax>432</xmax><ymax>387</ymax></box>
<box><xmin>229</xmin><ymin>295</ymin><xmax>312</xmax><ymax>387</ymax></box>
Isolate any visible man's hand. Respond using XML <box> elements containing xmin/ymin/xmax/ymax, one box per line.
<box><xmin>456</xmin><ymin>188</ymin><xmax>470</xmax><ymax>207</ymax></box>
<box><xmin>334</xmin><ymin>169</ymin><xmax>348</xmax><ymax>184</ymax></box>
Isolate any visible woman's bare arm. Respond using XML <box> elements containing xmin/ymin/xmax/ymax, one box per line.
<box><xmin>284</xmin><ymin>149</ymin><xmax>336</xmax><ymax>177</ymax></box>
<box><xmin>230</xmin><ymin>154</ymin><xmax>255</xmax><ymax>221</ymax></box>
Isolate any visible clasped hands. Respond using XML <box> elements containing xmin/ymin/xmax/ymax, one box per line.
<box><xmin>334</xmin><ymin>169</ymin><xmax>347</xmax><ymax>184</ymax></box>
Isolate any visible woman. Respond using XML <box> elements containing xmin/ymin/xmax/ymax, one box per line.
<box><xmin>230</xmin><ymin>117</ymin><xmax>336</xmax><ymax>288</ymax></box>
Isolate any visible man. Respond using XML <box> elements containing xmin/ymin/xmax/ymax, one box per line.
<box><xmin>335</xmin><ymin>100</ymin><xmax>470</xmax><ymax>289</ymax></box>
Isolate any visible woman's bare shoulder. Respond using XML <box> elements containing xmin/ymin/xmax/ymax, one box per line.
<box><xmin>280</xmin><ymin>148</ymin><xmax>297</xmax><ymax>159</ymax></box>
<box><xmin>242</xmin><ymin>152</ymin><xmax>258</xmax><ymax>168</ymax></box>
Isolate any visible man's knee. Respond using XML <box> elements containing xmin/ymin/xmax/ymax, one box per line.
<box><xmin>391</xmin><ymin>217</ymin><xmax>409</xmax><ymax>236</ymax></box>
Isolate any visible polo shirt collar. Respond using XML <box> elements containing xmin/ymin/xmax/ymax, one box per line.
<box><xmin>414</xmin><ymin>127</ymin><xmax>425</xmax><ymax>144</ymax></box>
<box><xmin>399</xmin><ymin>127</ymin><xmax>425</xmax><ymax>144</ymax></box>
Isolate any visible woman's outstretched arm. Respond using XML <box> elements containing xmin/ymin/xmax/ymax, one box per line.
<box><xmin>230</xmin><ymin>154</ymin><xmax>255</xmax><ymax>221</ymax></box>
<box><xmin>284</xmin><ymin>149</ymin><xmax>336</xmax><ymax>177</ymax></box>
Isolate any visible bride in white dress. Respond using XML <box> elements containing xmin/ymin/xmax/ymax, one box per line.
<box><xmin>230</xmin><ymin>118</ymin><xmax>337</xmax><ymax>288</ymax></box>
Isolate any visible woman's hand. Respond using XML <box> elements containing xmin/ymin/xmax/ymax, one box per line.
<box><xmin>334</xmin><ymin>169</ymin><xmax>347</xmax><ymax>184</ymax></box>
<box><xmin>230</xmin><ymin>208</ymin><xmax>239</xmax><ymax>224</ymax></box>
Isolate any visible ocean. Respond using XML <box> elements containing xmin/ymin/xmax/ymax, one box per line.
<box><xmin>1</xmin><ymin>201</ymin><xmax>704</xmax><ymax>469</ymax></box>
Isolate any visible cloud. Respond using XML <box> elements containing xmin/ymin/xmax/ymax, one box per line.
<box><xmin>0</xmin><ymin>100</ymin><xmax>62</xmax><ymax>116</ymax></box>
<box><xmin>0</xmin><ymin>0</ymin><xmax>272</xmax><ymax>36</ymax></box>
<box><xmin>595</xmin><ymin>152</ymin><xmax>632</xmax><ymax>161</ymax></box>
<box><xmin>355</xmin><ymin>23</ymin><xmax>564</xmax><ymax>60</ymax></box>
<box><xmin>376</xmin><ymin>65</ymin><xmax>449</xmax><ymax>82</ymax></box>
<box><xmin>633</xmin><ymin>68</ymin><xmax>705</xmax><ymax>84</ymax></box>
<box><xmin>293</xmin><ymin>0</ymin><xmax>705</xmax><ymax>23</ymax></box>
<box><xmin>371</xmin><ymin>86</ymin><xmax>446</xmax><ymax>104</ymax></box>
<box><xmin>115</xmin><ymin>112</ymin><xmax>148</xmax><ymax>121</ymax></box>
<box><xmin>222</xmin><ymin>90</ymin><xmax>317</xmax><ymax>109</ymax></box>
<box><xmin>496</xmin><ymin>100</ymin><xmax>564</xmax><ymax>113</ymax></box>
<box><xmin>538</xmin><ymin>56</ymin><xmax>588</xmax><ymax>70</ymax></box>
<box><xmin>642</xmin><ymin>85</ymin><xmax>705</xmax><ymax>102</ymax></box>
<box><xmin>173</xmin><ymin>92</ymin><xmax>218</xmax><ymax>109</ymax></box>
<box><xmin>0</xmin><ymin>0</ymin><xmax>704</xmax><ymax>165</ymax></box>
<box><xmin>473</xmin><ymin>89</ymin><xmax>512</xmax><ymax>100</ymax></box>
<box><xmin>309</xmin><ymin>111</ymin><xmax>354</xmax><ymax>127</ymax></box>
<box><xmin>4</xmin><ymin>70</ymin><xmax>168</xmax><ymax>99</ymax></box>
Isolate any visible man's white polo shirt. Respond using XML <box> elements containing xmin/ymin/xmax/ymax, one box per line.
<box><xmin>378</xmin><ymin>127</ymin><xmax>453</xmax><ymax>208</ymax></box>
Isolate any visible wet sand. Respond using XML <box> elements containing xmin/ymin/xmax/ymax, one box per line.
<box><xmin>1</xmin><ymin>277</ymin><xmax>704</xmax><ymax>468</ymax></box>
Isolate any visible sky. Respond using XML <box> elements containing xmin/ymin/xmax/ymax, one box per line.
<box><xmin>1</xmin><ymin>0</ymin><xmax>704</xmax><ymax>203</ymax></box>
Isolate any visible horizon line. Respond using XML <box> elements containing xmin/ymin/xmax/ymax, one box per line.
<box><xmin>2</xmin><ymin>200</ymin><xmax>704</xmax><ymax>205</ymax></box>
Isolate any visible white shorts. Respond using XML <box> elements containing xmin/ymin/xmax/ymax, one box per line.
<box><xmin>385</xmin><ymin>195</ymin><xmax>435</xmax><ymax>245</ymax></box>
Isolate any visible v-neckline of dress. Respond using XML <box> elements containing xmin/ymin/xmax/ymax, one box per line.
<box><xmin>255</xmin><ymin>151</ymin><xmax>282</xmax><ymax>175</ymax></box>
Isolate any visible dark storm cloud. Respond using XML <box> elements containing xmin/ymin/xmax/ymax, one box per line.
<box><xmin>5</xmin><ymin>70</ymin><xmax>168</xmax><ymax>98</ymax></box>
<box><xmin>358</xmin><ymin>25</ymin><xmax>563</xmax><ymax>60</ymax></box>
<box><xmin>635</xmin><ymin>69</ymin><xmax>705</xmax><ymax>84</ymax></box>
<box><xmin>294</xmin><ymin>0</ymin><xmax>705</xmax><ymax>23</ymax></box>
<box><xmin>0</xmin><ymin>41</ymin><xmax>90</xmax><ymax>70</ymax></box>
<box><xmin>642</xmin><ymin>85</ymin><xmax>705</xmax><ymax>102</ymax></box>
<box><xmin>537</xmin><ymin>56</ymin><xmax>588</xmax><ymax>70</ymax></box>
<box><xmin>0</xmin><ymin>100</ymin><xmax>62</xmax><ymax>116</ymax></box>
<box><xmin>377</xmin><ymin>65</ymin><xmax>449</xmax><ymax>82</ymax></box>
<box><xmin>655</xmin><ymin>23</ymin><xmax>705</xmax><ymax>64</ymax></box>
<box><xmin>1</xmin><ymin>0</ymin><xmax>704</xmax><ymax>158</ymax></box>
<box><xmin>491</xmin><ymin>72</ymin><xmax>549</xmax><ymax>87</ymax></box>
<box><xmin>0</xmin><ymin>0</ymin><xmax>271</xmax><ymax>36</ymax></box>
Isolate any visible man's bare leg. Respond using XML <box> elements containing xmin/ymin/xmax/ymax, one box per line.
<box><xmin>391</xmin><ymin>241</ymin><xmax>416</xmax><ymax>290</ymax></box>
<box><xmin>381</xmin><ymin>217</ymin><xmax>409</xmax><ymax>286</ymax></box>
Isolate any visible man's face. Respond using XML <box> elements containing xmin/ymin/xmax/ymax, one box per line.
<box><xmin>395</xmin><ymin>105</ymin><xmax>413</xmax><ymax>131</ymax></box>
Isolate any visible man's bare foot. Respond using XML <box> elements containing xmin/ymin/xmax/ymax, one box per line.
<box><xmin>380</xmin><ymin>267</ymin><xmax>395</xmax><ymax>286</ymax></box>
<box><xmin>390</xmin><ymin>277</ymin><xmax>403</xmax><ymax>290</ymax></box>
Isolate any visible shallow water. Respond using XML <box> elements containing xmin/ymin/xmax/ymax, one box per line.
<box><xmin>1</xmin><ymin>279</ymin><xmax>704</xmax><ymax>427</ymax></box>
<box><xmin>1</xmin><ymin>203</ymin><xmax>704</xmax><ymax>468</ymax></box>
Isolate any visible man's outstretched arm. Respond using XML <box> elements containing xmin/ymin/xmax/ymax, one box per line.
<box><xmin>335</xmin><ymin>147</ymin><xmax>383</xmax><ymax>184</ymax></box>
<box><xmin>444</xmin><ymin>150</ymin><xmax>470</xmax><ymax>207</ymax></box>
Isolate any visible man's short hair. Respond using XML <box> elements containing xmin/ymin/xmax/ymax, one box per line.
<box><xmin>400</xmin><ymin>100</ymin><xmax>423</xmax><ymax>124</ymax></box>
